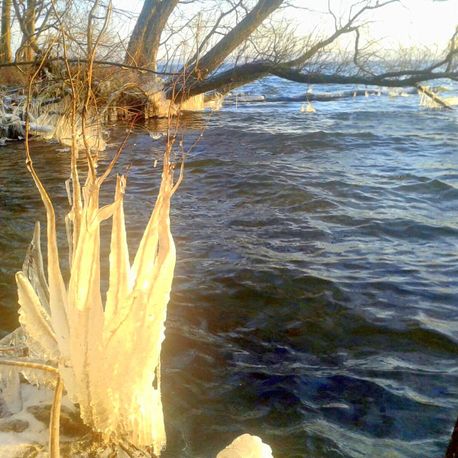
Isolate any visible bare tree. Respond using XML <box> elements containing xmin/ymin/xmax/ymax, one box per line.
<box><xmin>1</xmin><ymin>0</ymin><xmax>457</xmax><ymax>108</ymax></box>
<box><xmin>117</xmin><ymin>0</ymin><xmax>458</xmax><ymax>102</ymax></box>
<box><xmin>13</xmin><ymin>0</ymin><xmax>61</xmax><ymax>61</ymax></box>
<box><xmin>124</xmin><ymin>0</ymin><xmax>179</xmax><ymax>69</ymax></box>
<box><xmin>0</xmin><ymin>0</ymin><xmax>12</xmax><ymax>63</ymax></box>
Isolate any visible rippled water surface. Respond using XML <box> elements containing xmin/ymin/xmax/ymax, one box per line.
<box><xmin>1</xmin><ymin>79</ymin><xmax>457</xmax><ymax>457</ymax></box>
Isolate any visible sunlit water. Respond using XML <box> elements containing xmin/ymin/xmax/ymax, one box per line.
<box><xmin>0</xmin><ymin>78</ymin><xmax>457</xmax><ymax>457</ymax></box>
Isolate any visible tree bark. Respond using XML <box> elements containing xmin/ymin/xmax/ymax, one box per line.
<box><xmin>186</xmin><ymin>0</ymin><xmax>284</xmax><ymax>79</ymax></box>
<box><xmin>124</xmin><ymin>0</ymin><xmax>178</xmax><ymax>70</ymax></box>
<box><xmin>181</xmin><ymin>61</ymin><xmax>272</xmax><ymax>97</ymax></box>
<box><xmin>13</xmin><ymin>0</ymin><xmax>38</xmax><ymax>61</ymax></box>
<box><xmin>23</xmin><ymin>0</ymin><xmax>37</xmax><ymax>61</ymax></box>
<box><xmin>271</xmin><ymin>67</ymin><xmax>458</xmax><ymax>88</ymax></box>
<box><xmin>0</xmin><ymin>0</ymin><xmax>12</xmax><ymax>63</ymax></box>
<box><xmin>175</xmin><ymin>59</ymin><xmax>458</xmax><ymax>99</ymax></box>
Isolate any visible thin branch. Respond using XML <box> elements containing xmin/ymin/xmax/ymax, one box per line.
<box><xmin>0</xmin><ymin>57</ymin><xmax>179</xmax><ymax>75</ymax></box>
<box><xmin>49</xmin><ymin>376</ymin><xmax>64</xmax><ymax>458</ymax></box>
<box><xmin>0</xmin><ymin>358</ymin><xmax>59</xmax><ymax>374</ymax></box>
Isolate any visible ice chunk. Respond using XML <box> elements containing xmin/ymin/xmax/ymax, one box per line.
<box><xmin>216</xmin><ymin>434</ymin><xmax>274</xmax><ymax>458</ymax></box>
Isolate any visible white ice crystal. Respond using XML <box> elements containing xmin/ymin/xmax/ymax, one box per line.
<box><xmin>3</xmin><ymin>145</ymin><xmax>179</xmax><ymax>455</ymax></box>
<box><xmin>216</xmin><ymin>434</ymin><xmax>274</xmax><ymax>458</ymax></box>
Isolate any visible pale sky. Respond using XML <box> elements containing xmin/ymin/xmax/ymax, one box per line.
<box><xmin>334</xmin><ymin>0</ymin><xmax>458</xmax><ymax>48</ymax></box>
<box><xmin>114</xmin><ymin>0</ymin><xmax>458</xmax><ymax>49</ymax></box>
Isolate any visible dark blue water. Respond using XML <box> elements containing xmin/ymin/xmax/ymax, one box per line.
<box><xmin>0</xmin><ymin>78</ymin><xmax>457</xmax><ymax>457</ymax></box>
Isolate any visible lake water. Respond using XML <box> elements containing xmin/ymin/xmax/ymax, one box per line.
<box><xmin>0</xmin><ymin>78</ymin><xmax>457</xmax><ymax>457</ymax></box>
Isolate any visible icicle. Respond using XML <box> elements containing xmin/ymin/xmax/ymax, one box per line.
<box><xmin>21</xmin><ymin>222</ymin><xmax>50</xmax><ymax>314</ymax></box>
<box><xmin>16</xmin><ymin>272</ymin><xmax>58</xmax><ymax>361</ymax></box>
<box><xmin>300</xmin><ymin>102</ymin><xmax>316</xmax><ymax>113</ymax></box>
<box><xmin>6</xmin><ymin>116</ymin><xmax>177</xmax><ymax>454</ymax></box>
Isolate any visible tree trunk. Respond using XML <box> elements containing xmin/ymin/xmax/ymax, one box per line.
<box><xmin>0</xmin><ymin>0</ymin><xmax>12</xmax><ymax>63</ymax></box>
<box><xmin>124</xmin><ymin>0</ymin><xmax>178</xmax><ymax>70</ymax></box>
<box><xmin>168</xmin><ymin>0</ymin><xmax>284</xmax><ymax>100</ymax></box>
<box><xmin>124</xmin><ymin>0</ymin><xmax>159</xmax><ymax>68</ymax></box>
<box><xmin>186</xmin><ymin>0</ymin><xmax>284</xmax><ymax>79</ymax></box>
<box><xmin>23</xmin><ymin>0</ymin><xmax>37</xmax><ymax>61</ymax></box>
<box><xmin>170</xmin><ymin>58</ymin><xmax>458</xmax><ymax>100</ymax></box>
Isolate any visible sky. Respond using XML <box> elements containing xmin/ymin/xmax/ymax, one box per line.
<box><xmin>114</xmin><ymin>0</ymin><xmax>458</xmax><ymax>50</ymax></box>
<box><xmin>337</xmin><ymin>0</ymin><xmax>458</xmax><ymax>48</ymax></box>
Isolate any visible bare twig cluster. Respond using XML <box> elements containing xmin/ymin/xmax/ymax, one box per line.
<box><xmin>1</xmin><ymin>0</ymin><xmax>457</xmax><ymax>107</ymax></box>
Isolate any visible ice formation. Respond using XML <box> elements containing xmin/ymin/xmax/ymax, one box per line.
<box><xmin>300</xmin><ymin>101</ymin><xmax>316</xmax><ymax>113</ymax></box>
<box><xmin>1</xmin><ymin>141</ymin><xmax>179</xmax><ymax>455</ymax></box>
<box><xmin>216</xmin><ymin>434</ymin><xmax>274</xmax><ymax>458</ymax></box>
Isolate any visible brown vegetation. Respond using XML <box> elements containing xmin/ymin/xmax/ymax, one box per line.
<box><xmin>0</xmin><ymin>0</ymin><xmax>457</xmax><ymax>111</ymax></box>
<box><xmin>0</xmin><ymin>67</ymin><xmax>27</xmax><ymax>86</ymax></box>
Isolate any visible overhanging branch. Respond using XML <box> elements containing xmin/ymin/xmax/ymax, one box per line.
<box><xmin>179</xmin><ymin>61</ymin><xmax>458</xmax><ymax>98</ymax></box>
<box><xmin>272</xmin><ymin>68</ymin><xmax>458</xmax><ymax>87</ymax></box>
